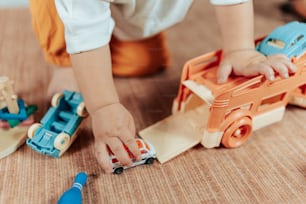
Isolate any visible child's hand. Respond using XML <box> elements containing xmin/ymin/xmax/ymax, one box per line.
<box><xmin>217</xmin><ymin>49</ymin><xmax>296</xmax><ymax>83</ymax></box>
<box><xmin>91</xmin><ymin>103</ymin><xmax>141</xmax><ymax>174</ymax></box>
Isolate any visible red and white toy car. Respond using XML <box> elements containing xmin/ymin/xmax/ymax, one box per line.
<box><xmin>109</xmin><ymin>138</ymin><xmax>156</xmax><ymax>174</ymax></box>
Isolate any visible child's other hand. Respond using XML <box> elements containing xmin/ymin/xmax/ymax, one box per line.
<box><xmin>217</xmin><ymin>49</ymin><xmax>296</xmax><ymax>83</ymax></box>
<box><xmin>91</xmin><ymin>103</ymin><xmax>141</xmax><ymax>174</ymax></box>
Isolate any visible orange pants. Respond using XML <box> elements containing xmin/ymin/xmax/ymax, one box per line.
<box><xmin>29</xmin><ymin>0</ymin><xmax>170</xmax><ymax>77</ymax></box>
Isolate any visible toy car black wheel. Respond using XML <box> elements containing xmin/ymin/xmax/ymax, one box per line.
<box><xmin>54</xmin><ymin>132</ymin><xmax>71</xmax><ymax>151</ymax></box>
<box><xmin>27</xmin><ymin>123</ymin><xmax>41</xmax><ymax>139</ymax></box>
<box><xmin>51</xmin><ymin>93</ymin><xmax>64</xmax><ymax>107</ymax></box>
<box><xmin>114</xmin><ymin>167</ymin><xmax>124</xmax><ymax>174</ymax></box>
<box><xmin>145</xmin><ymin>157</ymin><xmax>155</xmax><ymax>165</ymax></box>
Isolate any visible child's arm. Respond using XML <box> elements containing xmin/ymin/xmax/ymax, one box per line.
<box><xmin>213</xmin><ymin>0</ymin><xmax>296</xmax><ymax>83</ymax></box>
<box><xmin>54</xmin><ymin>0</ymin><xmax>141</xmax><ymax>173</ymax></box>
<box><xmin>70</xmin><ymin>45</ymin><xmax>141</xmax><ymax>173</ymax></box>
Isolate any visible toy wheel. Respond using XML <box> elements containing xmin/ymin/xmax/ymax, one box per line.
<box><xmin>76</xmin><ymin>102</ymin><xmax>88</xmax><ymax>117</ymax></box>
<box><xmin>145</xmin><ymin>157</ymin><xmax>155</xmax><ymax>165</ymax></box>
<box><xmin>114</xmin><ymin>167</ymin><xmax>124</xmax><ymax>174</ymax></box>
<box><xmin>27</xmin><ymin>123</ymin><xmax>41</xmax><ymax>139</ymax></box>
<box><xmin>51</xmin><ymin>93</ymin><xmax>64</xmax><ymax>107</ymax></box>
<box><xmin>221</xmin><ymin>117</ymin><xmax>252</xmax><ymax>148</ymax></box>
<box><xmin>54</xmin><ymin>132</ymin><xmax>71</xmax><ymax>151</ymax></box>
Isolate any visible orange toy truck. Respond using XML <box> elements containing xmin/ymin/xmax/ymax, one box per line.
<box><xmin>172</xmin><ymin>49</ymin><xmax>306</xmax><ymax>149</ymax></box>
<box><xmin>139</xmin><ymin>22</ymin><xmax>306</xmax><ymax>163</ymax></box>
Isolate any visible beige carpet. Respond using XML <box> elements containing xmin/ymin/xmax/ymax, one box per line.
<box><xmin>0</xmin><ymin>1</ymin><xmax>305</xmax><ymax>203</ymax></box>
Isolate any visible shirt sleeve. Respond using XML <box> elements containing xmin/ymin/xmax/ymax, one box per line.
<box><xmin>54</xmin><ymin>0</ymin><xmax>115</xmax><ymax>54</ymax></box>
<box><xmin>210</xmin><ymin>0</ymin><xmax>249</xmax><ymax>6</ymax></box>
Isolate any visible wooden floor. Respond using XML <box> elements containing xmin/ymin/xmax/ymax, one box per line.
<box><xmin>0</xmin><ymin>1</ymin><xmax>305</xmax><ymax>203</ymax></box>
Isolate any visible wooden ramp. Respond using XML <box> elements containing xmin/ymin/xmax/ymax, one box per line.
<box><xmin>139</xmin><ymin>105</ymin><xmax>209</xmax><ymax>163</ymax></box>
<box><xmin>0</xmin><ymin>126</ymin><xmax>28</xmax><ymax>159</ymax></box>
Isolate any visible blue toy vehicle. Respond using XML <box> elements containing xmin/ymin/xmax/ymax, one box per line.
<box><xmin>26</xmin><ymin>90</ymin><xmax>88</xmax><ymax>158</ymax></box>
<box><xmin>257</xmin><ymin>21</ymin><xmax>306</xmax><ymax>59</ymax></box>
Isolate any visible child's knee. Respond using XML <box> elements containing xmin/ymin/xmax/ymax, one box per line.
<box><xmin>110</xmin><ymin>33</ymin><xmax>170</xmax><ymax>77</ymax></box>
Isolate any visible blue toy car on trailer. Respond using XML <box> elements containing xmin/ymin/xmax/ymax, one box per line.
<box><xmin>26</xmin><ymin>90</ymin><xmax>88</xmax><ymax>158</ymax></box>
<box><xmin>257</xmin><ymin>21</ymin><xmax>306</xmax><ymax>60</ymax></box>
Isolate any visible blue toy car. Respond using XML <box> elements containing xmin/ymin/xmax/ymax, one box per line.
<box><xmin>26</xmin><ymin>90</ymin><xmax>88</xmax><ymax>158</ymax></box>
<box><xmin>257</xmin><ymin>21</ymin><xmax>306</xmax><ymax>59</ymax></box>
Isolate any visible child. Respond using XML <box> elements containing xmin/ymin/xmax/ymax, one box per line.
<box><xmin>29</xmin><ymin>0</ymin><xmax>295</xmax><ymax>173</ymax></box>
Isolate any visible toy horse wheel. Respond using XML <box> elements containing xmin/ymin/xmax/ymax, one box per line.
<box><xmin>221</xmin><ymin>116</ymin><xmax>252</xmax><ymax>148</ymax></box>
<box><xmin>54</xmin><ymin>133</ymin><xmax>71</xmax><ymax>151</ymax></box>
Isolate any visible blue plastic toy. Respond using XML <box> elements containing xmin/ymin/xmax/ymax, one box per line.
<box><xmin>58</xmin><ymin>172</ymin><xmax>88</xmax><ymax>204</ymax></box>
<box><xmin>26</xmin><ymin>90</ymin><xmax>88</xmax><ymax>158</ymax></box>
<box><xmin>0</xmin><ymin>76</ymin><xmax>37</xmax><ymax>128</ymax></box>
<box><xmin>257</xmin><ymin>21</ymin><xmax>306</xmax><ymax>59</ymax></box>
<box><xmin>0</xmin><ymin>99</ymin><xmax>27</xmax><ymax>120</ymax></box>
<box><xmin>6</xmin><ymin>104</ymin><xmax>37</xmax><ymax>128</ymax></box>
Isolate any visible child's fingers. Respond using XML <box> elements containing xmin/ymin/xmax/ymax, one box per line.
<box><xmin>248</xmin><ymin>63</ymin><xmax>275</xmax><ymax>81</ymax></box>
<box><xmin>121</xmin><ymin>136</ymin><xmax>141</xmax><ymax>161</ymax></box>
<box><xmin>94</xmin><ymin>143</ymin><xmax>113</xmax><ymax>174</ymax></box>
<box><xmin>217</xmin><ymin>63</ymin><xmax>232</xmax><ymax>83</ymax></box>
<box><xmin>107</xmin><ymin>137</ymin><xmax>132</xmax><ymax>166</ymax></box>
<box><xmin>284</xmin><ymin>60</ymin><xmax>297</xmax><ymax>73</ymax></box>
<box><xmin>268</xmin><ymin>61</ymin><xmax>290</xmax><ymax>78</ymax></box>
<box><xmin>268</xmin><ymin>54</ymin><xmax>297</xmax><ymax>73</ymax></box>
<box><xmin>123</xmin><ymin>118</ymin><xmax>141</xmax><ymax>160</ymax></box>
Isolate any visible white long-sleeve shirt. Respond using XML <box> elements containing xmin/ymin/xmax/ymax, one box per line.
<box><xmin>210</xmin><ymin>0</ymin><xmax>248</xmax><ymax>5</ymax></box>
<box><xmin>55</xmin><ymin>0</ymin><xmax>249</xmax><ymax>54</ymax></box>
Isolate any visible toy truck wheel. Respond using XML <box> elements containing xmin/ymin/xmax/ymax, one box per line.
<box><xmin>51</xmin><ymin>93</ymin><xmax>64</xmax><ymax>107</ymax></box>
<box><xmin>54</xmin><ymin>133</ymin><xmax>71</xmax><ymax>151</ymax></box>
<box><xmin>27</xmin><ymin>123</ymin><xmax>41</xmax><ymax>139</ymax></box>
<box><xmin>145</xmin><ymin>157</ymin><xmax>155</xmax><ymax>164</ymax></box>
<box><xmin>76</xmin><ymin>102</ymin><xmax>88</xmax><ymax>117</ymax></box>
<box><xmin>114</xmin><ymin>167</ymin><xmax>124</xmax><ymax>174</ymax></box>
<box><xmin>221</xmin><ymin>117</ymin><xmax>252</xmax><ymax>148</ymax></box>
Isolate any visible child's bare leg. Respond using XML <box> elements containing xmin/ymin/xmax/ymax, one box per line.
<box><xmin>47</xmin><ymin>67</ymin><xmax>79</xmax><ymax>98</ymax></box>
